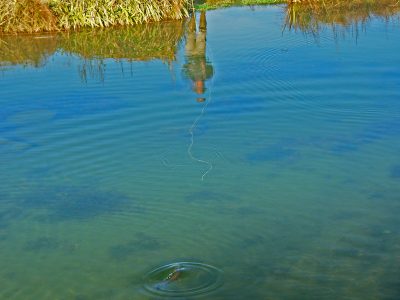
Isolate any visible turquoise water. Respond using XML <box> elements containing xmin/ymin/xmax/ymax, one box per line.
<box><xmin>1</xmin><ymin>5</ymin><xmax>400</xmax><ymax>299</ymax></box>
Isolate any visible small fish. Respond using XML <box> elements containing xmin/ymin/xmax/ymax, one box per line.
<box><xmin>154</xmin><ymin>267</ymin><xmax>187</xmax><ymax>290</ymax></box>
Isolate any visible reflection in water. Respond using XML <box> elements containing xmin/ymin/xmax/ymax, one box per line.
<box><xmin>180</xmin><ymin>12</ymin><xmax>216</xmax><ymax>180</ymax></box>
<box><xmin>182</xmin><ymin>12</ymin><xmax>214</xmax><ymax>103</ymax></box>
<box><xmin>0</xmin><ymin>20</ymin><xmax>185</xmax><ymax>79</ymax></box>
<box><xmin>0</xmin><ymin>35</ymin><xmax>58</xmax><ymax>68</ymax></box>
<box><xmin>285</xmin><ymin>0</ymin><xmax>400</xmax><ymax>34</ymax></box>
<box><xmin>60</xmin><ymin>21</ymin><xmax>185</xmax><ymax>62</ymax></box>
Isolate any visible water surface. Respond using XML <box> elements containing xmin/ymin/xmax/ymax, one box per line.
<box><xmin>0</xmin><ymin>5</ymin><xmax>400</xmax><ymax>300</ymax></box>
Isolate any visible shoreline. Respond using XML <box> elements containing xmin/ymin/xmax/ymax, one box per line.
<box><xmin>0</xmin><ymin>0</ymin><xmax>285</xmax><ymax>34</ymax></box>
<box><xmin>1</xmin><ymin>0</ymin><xmax>399</xmax><ymax>34</ymax></box>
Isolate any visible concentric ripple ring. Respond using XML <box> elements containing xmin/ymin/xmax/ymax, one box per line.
<box><xmin>143</xmin><ymin>262</ymin><xmax>223</xmax><ymax>297</ymax></box>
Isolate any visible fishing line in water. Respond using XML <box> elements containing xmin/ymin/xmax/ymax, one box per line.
<box><xmin>187</xmin><ymin>93</ymin><xmax>213</xmax><ymax>181</ymax></box>
<box><xmin>187</xmin><ymin>20</ymin><xmax>217</xmax><ymax>181</ymax></box>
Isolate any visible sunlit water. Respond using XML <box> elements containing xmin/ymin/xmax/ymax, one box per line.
<box><xmin>1</xmin><ymin>5</ymin><xmax>400</xmax><ymax>300</ymax></box>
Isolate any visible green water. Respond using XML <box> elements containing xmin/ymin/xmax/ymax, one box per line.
<box><xmin>1</xmin><ymin>5</ymin><xmax>400</xmax><ymax>300</ymax></box>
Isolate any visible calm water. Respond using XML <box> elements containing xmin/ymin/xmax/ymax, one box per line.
<box><xmin>1</xmin><ymin>5</ymin><xmax>400</xmax><ymax>300</ymax></box>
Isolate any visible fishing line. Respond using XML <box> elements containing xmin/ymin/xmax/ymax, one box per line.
<box><xmin>187</xmin><ymin>15</ymin><xmax>217</xmax><ymax>181</ymax></box>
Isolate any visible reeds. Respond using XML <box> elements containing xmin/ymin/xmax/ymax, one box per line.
<box><xmin>286</xmin><ymin>0</ymin><xmax>400</xmax><ymax>33</ymax></box>
<box><xmin>0</xmin><ymin>0</ymin><xmax>57</xmax><ymax>33</ymax></box>
<box><xmin>0</xmin><ymin>0</ymin><xmax>191</xmax><ymax>33</ymax></box>
<box><xmin>48</xmin><ymin>0</ymin><xmax>191</xmax><ymax>30</ymax></box>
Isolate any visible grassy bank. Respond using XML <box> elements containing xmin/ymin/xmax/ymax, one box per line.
<box><xmin>1</xmin><ymin>0</ymin><xmax>399</xmax><ymax>33</ymax></box>
<box><xmin>49</xmin><ymin>0</ymin><xmax>189</xmax><ymax>30</ymax></box>
<box><xmin>0</xmin><ymin>0</ymin><xmax>58</xmax><ymax>33</ymax></box>
<box><xmin>0</xmin><ymin>0</ymin><xmax>191</xmax><ymax>33</ymax></box>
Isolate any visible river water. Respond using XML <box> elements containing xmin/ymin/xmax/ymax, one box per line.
<box><xmin>0</xmin><ymin>5</ymin><xmax>399</xmax><ymax>300</ymax></box>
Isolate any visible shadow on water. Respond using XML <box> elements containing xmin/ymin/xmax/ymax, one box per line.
<box><xmin>329</xmin><ymin>118</ymin><xmax>400</xmax><ymax>155</ymax></box>
<box><xmin>246</xmin><ymin>144</ymin><xmax>298</xmax><ymax>163</ymax></box>
<box><xmin>0</xmin><ymin>196</ymin><xmax>27</xmax><ymax>242</ymax></box>
<box><xmin>21</xmin><ymin>185</ymin><xmax>138</xmax><ymax>222</ymax></box>
<box><xmin>0</xmin><ymin>20</ymin><xmax>185</xmax><ymax>80</ymax></box>
<box><xmin>23</xmin><ymin>236</ymin><xmax>78</xmax><ymax>253</ymax></box>
<box><xmin>109</xmin><ymin>232</ymin><xmax>164</xmax><ymax>261</ymax></box>
<box><xmin>390</xmin><ymin>165</ymin><xmax>400</xmax><ymax>178</ymax></box>
<box><xmin>184</xmin><ymin>190</ymin><xmax>238</xmax><ymax>203</ymax></box>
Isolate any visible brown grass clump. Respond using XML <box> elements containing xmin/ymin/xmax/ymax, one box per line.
<box><xmin>49</xmin><ymin>0</ymin><xmax>191</xmax><ymax>30</ymax></box>
<box><xmin>0</xmin><ymin>0</ymin><xmax>58</xmax><ymax>33</ymax></box>
<box><xmin>0</xmin><ymin>0</ymin><xmax>191</xmax><ymax>33</ymax></box>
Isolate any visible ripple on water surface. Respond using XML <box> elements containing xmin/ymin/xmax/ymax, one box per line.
<box><xmin>143</xmin><ymin>262</ymin><xmax>223</xmax><ymax>298</ymax></box>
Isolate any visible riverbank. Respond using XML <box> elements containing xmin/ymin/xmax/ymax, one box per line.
<box><xmin>1</xmin><ymin>0</ymin><xmax>399</xmax><ymax>34</ymax></box>
<box><xmin>0</xmin><ymin>0</ymin><xmax>190</xmax><ymax>33</ymax></box>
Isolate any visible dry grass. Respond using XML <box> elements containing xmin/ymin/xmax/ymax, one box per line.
<box><xmin>0</xmin><ymin>0</ymin><xmax>57</xmax><ymax>33</ymax></box>
<box><xmin>1</xmin><ymin>0</ymin><xmax>399</xmax><ymax>34</ymax></box>
<box><xmin>0</xmin><ymin>0</ymin><xmax>191</xmax><ymax>33</ymax></box>
<box><xmin>49</xmin><ymin>0</ymin><xmax>191</xmax><ymax>30</ymax></box>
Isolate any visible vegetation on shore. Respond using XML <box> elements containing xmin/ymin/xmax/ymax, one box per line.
<box><xmin>49</xmin><ymin>0</ymin><xmax>189</xmax><ymax>30</ymax></box>
<box><xmin>0</xmin><ymin>0</ymin><xmax>399</xmax><ymax>33</ymax></box>
<box><xmin>0</xmin><ymin>0</ymin><xmax>191</xmax><ymax>33</ymax></box>
<box><xmin>0</xmin><ymin>0</ymin><xmax>58</xmax><ymax>33</ymax></box>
